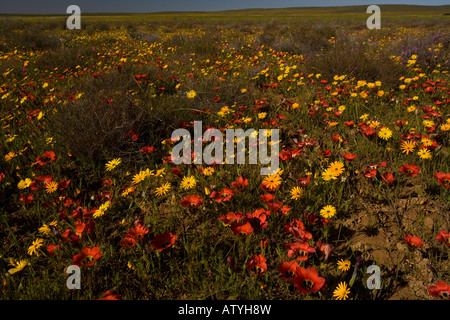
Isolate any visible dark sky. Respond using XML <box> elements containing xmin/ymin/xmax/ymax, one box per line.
<box><xmin>1</xmin><ymin>0</ymin><xmax>448</xmax><ymax>14</ymax></box>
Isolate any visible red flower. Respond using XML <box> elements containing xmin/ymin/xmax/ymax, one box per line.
<box><xmin>435</xmin><ymin>230</ymin><xmax>450</xmax><ymax>247</ymax></box>
<box><xmin>19</xmin><ymin>194</ymin><xmax>34</xmax><ymax>204</ymax></box>
<box><xmin>343</xmin><ymin>153</ymin><xmax>357</xmax><ymax>162</ymax></box>
<box><xmin>278</xmin><ymin>260</ymin><xmax>299</xmax><ymax>281</ymax></box>
<box><xmin>231</xmin><ymin>176</ymin><xmax>248</xmax><ymax>191</ymax></box>
<box><xmin>218</xmin><ymin>211</ymin><xmax>244</xmax><ymax>226</ymax></box>
<box><xmin>34</xmin><ymin>151</ymin><xmax>57</xmax><ymax>167</ymax></box>
<box><xmin>151</xmin><ymin>232</ymin><xmax>177</xmax><ymax>252</ymax></box>
<box><xmin>399</xmin><ymin>164</ymin><xmax>420</xmax><ymax>177</ymax></box>
<box><xmin>141</xmin><ymin>146</ymin><xmax>156</xmax><ymax>154</ymax></box>
<box><xmin>178</xmin><ymin>194</ymin><xmax>203</xmax><ymax>208</ymax></box>
<box><xmin>209</xmin><ymin>188</ymin><xmax>236</xmax><ymax>203</ymax></box>
<box><xmin>231</xmin><ymin>221</ymin><xmax>254</xmax><ymax>237</ymax></box>
<box><xmin>427</xmin><ymin>281</ymin><xmax>450</xmax><ymax>300</ymax></box>
<box><xmin>98</xmin><ymin>291</ymin><xmax>122</xmax><ymax>300</ymax></box>
<box><xmin>260</xmin><ymin>193</ymin><xmax>276</xmax><ymax>203</ymax></box>
<box><xmin>434</xmin><ymin>172</ymin><xmax>450</xmax><ymax>188</ymax></box>
<box><xmin>293</xmin><ymin>266</ymin><xmax>325</xmax><ymax>294</ymax></box>
<box><xmin>245</xmin><ymin>208</ymin><xmax>270</xmax><ymax>230</ymax></box>
<box><xmin>72</xmin><ymin>247</ymin><xmax>102</xmax><ymax>267</ymax></box>
<box><xmin>286</xmin><ymin>242</ymin><xmax>316</xmax><ymax>261</ymax></box>
<box><xmin>126</xmin><ymin>222</ymin><xmax>149</xmax><ymax>240</ymax></box>
<box><xmin>284</xmin><ymin>219</ymin><xmax>313</xmax><ymax>241</ymax></box>
<box><xmin>47</xmin><ymin>244</ymin><xmax>60</xmax><ymax>256</ymax></box>
<box><xmin>246</xmin><ymin>254</ymin><xmax>267</xmax><ymax>275</ymax></box>
<box><xmin>381</xmin><ymin>172</ymin><xmax>395</xmax><ymax>184</ymax></box>
<box><xmin>61</xmin><ymin>228</ymin><xmax>80</xmax><ymax>244</ymax></box>
<box><xmin>296</xmin><ymin>176</ymin><xmax>311</xmax><ymax>187</ymax></box>
<box><xmin>120</xmin><ymin>236</ymin><xmax>136</xmax><ymax>249</ymax></box>
<box><xmin>403</xmin><ymin>234</ymin><xmax>424</xmax><ymax>251</ymax></box>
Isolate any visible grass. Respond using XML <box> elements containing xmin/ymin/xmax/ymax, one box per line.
<box><xmin>0</xmin><ymin>6</ymin><xmax>449</xmax><ymax>301</ymax></box>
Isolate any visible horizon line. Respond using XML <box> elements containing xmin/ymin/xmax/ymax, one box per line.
<box><xmin>1</xmin><ymin>3</ymin><xmax>450</xmax><ymax>15</ymax></box>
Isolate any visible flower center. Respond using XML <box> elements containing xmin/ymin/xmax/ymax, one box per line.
<box><xmin>284</xmin><ymin>270</ymin><xmax>295</xmax><ymax>278</ymax></box>
<box><xmin>302</xmin><ymin>279</ymin><xmax>314</xmax><ymax>289</ymax></box>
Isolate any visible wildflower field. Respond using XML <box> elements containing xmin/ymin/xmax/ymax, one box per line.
<box><xmin>0</xmin><ymin>5</ymin><xmax>449</xmax><ymax>301</ymax></box>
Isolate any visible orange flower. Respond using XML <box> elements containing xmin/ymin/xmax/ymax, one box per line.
<box><xmin>399</xmin><ymin>164</ymin><xmax>420</xmax><ymax>177</ymax></box>
<box><xmin>231</xmin><ymin>176</ymin><xmax>248</xmax><ymax>191</ymax></box>
<box><xmin>278</xmin><ymin>260</ymin><xmax>299</xmax><ymax>281</ymax></box>
<box><xmin>428</xmin><ymin>281</ymin><xmax>450</xmax><ymax>300</ymax></box>
<box><xmin>434</xmin><ymin>172</ymin><xmax>450</xmax><ymax>188</ymax></box>
<box><xmin>98</xmin><ymin>291</ymin><xmax>122</xmax><ymax>300</ymax></box>
<box><xmin>293</xmin><ymin>266</ymin><xmax>325</xmax><ymax>294</ymax></box>
<box><xmin>403</xmin><ymin>234</ymin><xmax>424</xmax><ymax>251</ymax></box>
<box><xmin>72</xmin><ymin>247</ymin><xmax>102</xmax><ymax>267</ymax></box>
<box><xmin>209</xmin><ymin>188</ymin><xmax>236</xmax><ymax>203</ymax></box>
<box><xmin>231</xmin><ymin>221</ymin><xmax>254</xmax><ymax>237</ymax></box>
<box><xmin>246</xmin><ymin>254</ymin><xmax>267</xmax><ymax>275</ymax></box>
<box><xmin>435</xmin><ymin>230</ymin><xmax>450</xmax><ymax>247</ymax></box>
<box><xmin>178</xmin><ymin>194</ymin><xmax>203</xmax><ymax>208</ymax></box>
<box><xmin>285</xmin><ymin>242</ymin><xmax>316</xmax><ymax>261</ymax></box>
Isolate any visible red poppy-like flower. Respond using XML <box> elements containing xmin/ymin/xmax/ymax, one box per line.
<box><xmin>34</xmin><ymin>151</ymin><xmax>57</xmax><ymax>167</ymax></box>
<box><xmin>280</xmin><ymin>206</ymin><xmax>291</xmax><ymax>216</ymax></box>
<box><xmin>61</xmin><ymin>228</ymin><xmax>81</xmax><ymax>244</ymax></box>
<box><xmin>320</xmin><ymin>149</ymin><xmax>331</xmax><ymax>158</ymax></box>
<box><xmin>218</xmin><ymin>211</ymin><xmax>244</xmax><ymax>227</ymax></box>
<box><xmin>19</xmin><ymin>194</ymin><xmax>34</xmax><ymax>204</ymax></box>
<box><xmin>279</xmin><ymin>149</ymin><xmax>293</xmax><ymax>161</ymax></box>
<box><xmin>260</xmin><ymin>193</ymin><xmax>276</xmax><ymax>203</ymax></box>
<box><xmin>434</xmin><ymin>172</ymin><xmax>450</xmax><ymax>188</ymax></box>
<box><xmin>296</xmin><ymin>176</ymin><xmax>311</xmax><ymax>187</ymax></box>
<box><xmin>245</xmin><ymin>208</ymin><xmax>270</xmax><ymax>230</ymax></box>
<box><xmin>209</xmin><ymin>188</ymin><xmax>236</xmax><ymax>203</ymax></box>
<box><xmin>427</xmin><ymin>281</ymin><xmax>450</xmax><ymax>300</ymax></box>
<box><xmin>278</xmin><ymin>260</ymin><xmax>299</xmax><ymax>281</ymax></box>
<box><xmin>364</xmin><ymin>166</ymin><xmax>378</xmax><ymax>178</ymax></box>
<box><xmin>98</xmin><ymin>291</ymin><xmax>122</xmax><ymax>300</ymax></box>
<box><xmin>47</xmin><ymin>244</ymin><xmax>60</xmax><ymax>256</ymax></box>
<box><xmin>435</xmin><ymin>230</ymin><xmax>450</xmax><ymax>247</ymax></box>
<box><xmin>399</xmin><ymin>164</ymin><xmax>420</xmax><ymax>177</ymax></box>
<box><xmin>126</xmin><ymin>222</ymin><xmax>149</xmax><ymax>240</ymax></box>
<box><xmin>151</xmin><ymin>232</ymin><xmax>177</xmax><ymax>252</ymax></box>
<box><xmin>72</xmin><ymin>247</ymin><xmax>102</xmax><ymax>267</ymax></box>
<box><xmin>75</xmin><ymin>221</ymin><xmax>86</xmax><ymax>236</ymax></box>
<box><xmin>286</xmin><ymin>242</ymin><xmax>316</xmax><ymax>261</ymax></box>
<box><xmin>141</xmin><ymin>146</ymin><xmax>156</xmax><ymax>154</ymax></box>
<box><xmin>120</xmin><ymin>236</ymin><xmax>136</xmax><ymax>249</ymax></box>
<box><xmin>178</xmin><ymin>194</ymin><xmax>203</xmax><ymax>208</ymax></box>
<box><xmin>284</xmin><ymin>219</ymin><xmax>313</xmax><ymax>241</ymax></box>
<box><xmin>231</xmin><ymin>221</ymin><xmax>254</xmax><ymax>237</ymax></box>
<box><xmin>231</xmin><ymin>176</ymin><xmax>248</xmax><ymax>191</ymax></box>
<box><xmin>343</xmin><ymin>153</ymin><xmax>357</xmax><ymax>162</ymax></box>
<box><xmin>403</xmin><ymin>234</ymin><xmax>424</xmax><ymax>251</ymax></box>
<box><xmin>125</xmin><ymin>129</ymin><xmax>139</xmax><ymax>141</ymax></box>
<box><xmin>381</xmin><ymin>172</ymin><xmax>395</xmax><ymax>184</ymax></box>
<box><xmin>246</xmin><ymin>254</ymin><xmax>267</xmax><ymax>275</ymax></box>
<box><xmin>0</xmin><ymin>173</ymin><xmax>4</xmax><ymax>182</ymax></box>
<box><xmin>267</xmin><ymin>201</ymin><xmax>284</xmax><ymax>212</ymax></box>
<box><xmin>293</xmin><ymin>266</ymin><xmax>326</xmax><ymax>294</ymax></box>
